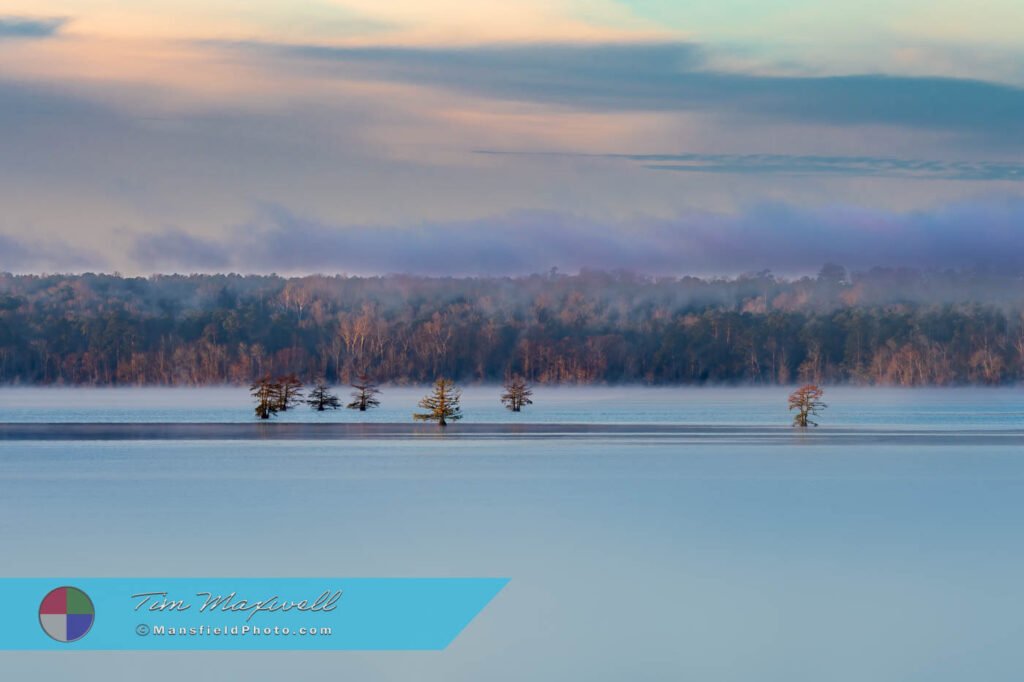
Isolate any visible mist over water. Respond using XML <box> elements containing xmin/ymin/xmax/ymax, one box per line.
<box><xmin>1</xmin><ymin>385</ymin><xmax>1023</xmax><ymax>429</ymax></box>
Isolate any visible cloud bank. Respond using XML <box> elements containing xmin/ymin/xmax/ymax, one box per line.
<box><xmin>108</xmin><ymin>198</ymin><xmax>1024</xmax><ymax>276</ymax></box>
<box><xmin>0</xmin><ymin>234</ymin><xmax>105</xmax><ymax>272</ymax></box>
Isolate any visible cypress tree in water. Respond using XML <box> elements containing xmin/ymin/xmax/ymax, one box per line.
<box><xmin>500</xmin><ymin>375</ymin><xmax>534</xmax><ymax>412</ymax></box>
<box><xmin>250</xmin><ymin>375</ymin><xmax>282</xmax><ymax>419</ymax></box>
<box><xmin>413</xmin><ymin>378</ymin><xmax>463</xmax><ymax>426</ymax></box>
<box><xmin>307</xmin><ymin>381</ymin><xmax>341</xmax><ymax>411</ymax></box>
<box><xmin>347</xmin><ymin>375</ymin><xmax>382</xmax><ymax>411</ymax></box>
<box><xmin>788</xmin><ymin>384</ymin><xmax>827</xmax><ymax>427</ymax></box>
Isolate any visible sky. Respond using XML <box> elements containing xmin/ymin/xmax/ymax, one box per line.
<box><xmin>0</xmin><ymin>0</ymin><xmax>1022</xmax><ymax>275</ymax></box>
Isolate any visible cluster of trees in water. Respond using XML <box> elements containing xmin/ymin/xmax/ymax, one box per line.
<box><xmin>1</xmin><ymin>267</ymin><xmax>1023</xmax><ymax>386</ymax></box>
<box><xmin>251</xmin><ymin>372</ymin><xmax>383</xmax><ymax>418</ymax></box>
<box><xmin>250</xmin><ymin>374</ymin><xmax>530</xmax><ymax>424</ymax></box>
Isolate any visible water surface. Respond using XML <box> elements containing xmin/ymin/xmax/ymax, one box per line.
<box><xmin>1</xmin><ymin>385</ymin><xmax>1023</xmax><ymax>428</ymax></box>
<box><xmin>1</xmin><ymin>387</ymin><xmax>1022</xmax><ymax>681</ymax></box>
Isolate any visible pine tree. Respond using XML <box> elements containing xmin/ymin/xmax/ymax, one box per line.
<box><xmin>413</xmin><ymin>378</ymin><xmax>463</xmax><ymax>426</ymax></box>
<box><xmin>250</xmin><ymin>375</ymin><xmax>282</xmax><ymax>419</ymax></box>
<box><xmin>307</xmin><ymin>381</ymin><xmax>341</xmax><ymax>411</ymax></box>
<box><xmin>789</xmin><ymin>384</ymin><xmax>827</xmax><ymax>427</ymax></box>
<box><xmin>500</xmin><ymin>375</ymin><xmax>533</xmax><ymax>412</ymax></box>
<box><xmin>347</xmin><ymin>374</ymin><xmax>382</xmax><ymax>411</ymax></box>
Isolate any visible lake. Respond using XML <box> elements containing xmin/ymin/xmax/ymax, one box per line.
<box><xmin>1</xmin><ymin>386</ymin><xmax>1023</xmax><ymax>680</ymax></box>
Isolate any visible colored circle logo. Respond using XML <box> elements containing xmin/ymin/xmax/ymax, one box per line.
<box><xmin>39</xmin><ymin>586</ymin><xmax>95</xmax><ymax>643</ymax></box>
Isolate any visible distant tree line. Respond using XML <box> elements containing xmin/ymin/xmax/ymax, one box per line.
<box><xmin>1</xmin><ymin>267</ymin><xmax>1023</xmax><ymax>386</ymax></box>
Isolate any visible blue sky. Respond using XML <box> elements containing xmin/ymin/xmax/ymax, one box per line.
<box><xmin>0</xmin><ymin>1</ymin><xmax>1021</xmax><ymax>274</ymax></box>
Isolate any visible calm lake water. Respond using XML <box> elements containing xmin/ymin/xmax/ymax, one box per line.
<box><xmin>1</xmin><ymin>386</ymin><xmax>1023</xmax><ymax>681</ymax></box>
<box><xmin>1</xmin><ymin>384</ymin><xmax>1023</xmax><ymax>428</ymax></box>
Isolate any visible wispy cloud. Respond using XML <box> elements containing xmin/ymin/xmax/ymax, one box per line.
<box><xmin>477</xmin><ymin>151</ymin><xmax>1024</xmax><ymax>181</ymax></box>
<box><xmin>221</xmin><ymin>41</ymin><xmax>1024</xmax><ymax>143</ymax></box>
<box><xmin>0</xmin><ymin>16</ymin><xmax>67</xmax><ymax>39</ymax></box>
<box><xmin>116</xmin><ymin>198</ymin><xmax>1024</xmax><ymax>276</ymax></box>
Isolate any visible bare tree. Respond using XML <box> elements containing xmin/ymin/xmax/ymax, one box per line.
<box><xmin>274</xmin><ymin>373</ymin><xmax>304</xmax><ymax>411</ymax></box>
<box><xmin>307</xmin><ymin>380</ymin><xmax>341</xmax><ymax>411</ymax></box>
<box><xmin>347</xmin><ymin>374</ymin><xmax>381</xmax><ymax>411</ymax></box>
<box><xmin>788</xmin><ymin>384</ymin><xmax>827</xmax><ymax>427</ymax></box>
<box><xmin>250</xmin><ymin>375</ymin><xmax>281</xmax><ymax>419</ymax></box>
<box><xmin>413</xmin><ymin>378</ymin><xmax>462</xmax><ymax>426</ymax></box>
<box><xmin>500</xmin><ymin>375</ymin><xmax>533</xmax><ymax>412</ymax></box>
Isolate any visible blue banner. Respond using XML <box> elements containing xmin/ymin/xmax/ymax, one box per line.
<box><xmin>0</xmin><ymin>578</ymin><xmax>508</xmax><ymax>650</ymax></box>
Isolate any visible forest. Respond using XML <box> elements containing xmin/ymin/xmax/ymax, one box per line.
<box><xmin>0</xmin><ymin>266</ymin><xmax>1022</xmax><ymax>386</ymax></box>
